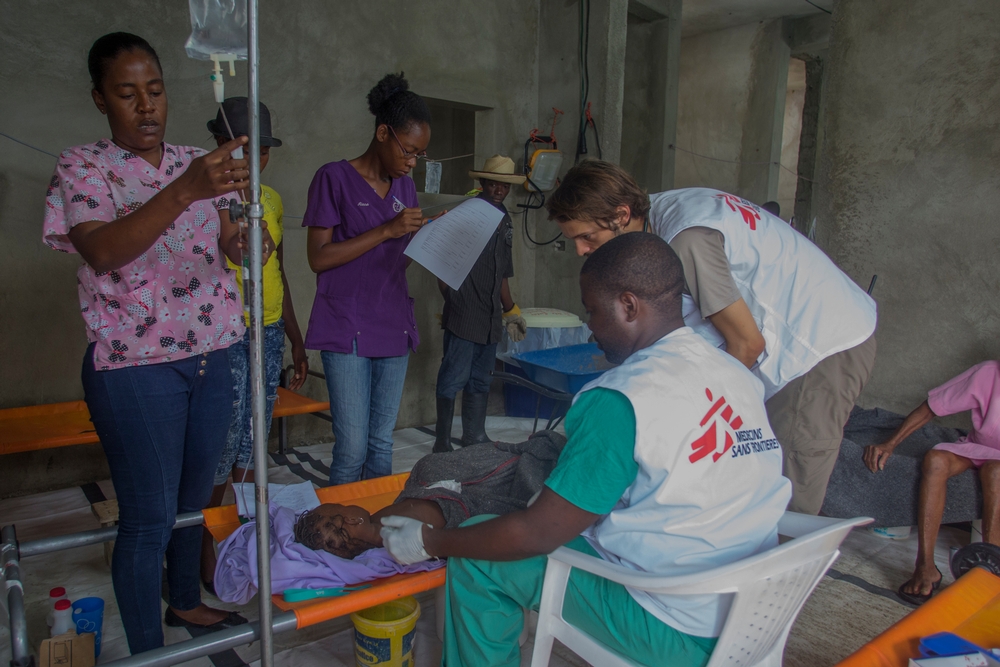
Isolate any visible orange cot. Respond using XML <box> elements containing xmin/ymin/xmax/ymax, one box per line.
<box><xmin>834</xmin><ymin>567</ymin><xmax>1000</xmax><ymax>667</ymax></box>
<box><xmin>202</xmin><ymin>473</ymin><xmax>447</xmax><ymax>629</ymax></box>
<box><xmin>0</xmin><ymin>387</ymin><xmax>329</xmax><ymax>456</ymax></box>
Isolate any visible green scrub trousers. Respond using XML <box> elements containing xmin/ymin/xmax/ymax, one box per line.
<box><xmin>440</xmin><ymin>516</ymin><xmax>717</xmax><ymax>667</ymax></box>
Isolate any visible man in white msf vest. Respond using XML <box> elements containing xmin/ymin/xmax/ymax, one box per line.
<box><xmin>547</xmin><ymin>160</ymin><xmax>877</xmax><ymax>515</ymax></box>
<box><xmin>379</xmin><ymin>233</ymin><xmax>791</xmax><ymax>667</ymax></box>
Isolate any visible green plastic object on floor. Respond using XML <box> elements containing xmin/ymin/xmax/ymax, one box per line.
<box><xmin>282</xmin><ymin>585</ymin><xmax>371</xmax><ymax>603</ymax></box>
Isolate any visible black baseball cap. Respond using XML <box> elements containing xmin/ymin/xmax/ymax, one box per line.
<box><xmin>207</xmin><ymin>97</ymin><xmax>282</xmax><ymax>147</ymax></box>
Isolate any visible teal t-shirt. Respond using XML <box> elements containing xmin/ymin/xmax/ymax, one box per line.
<box><xmin>545</xmin><ymin>387</ymin><xmax>638</xmax><ymax>514</ymax></box>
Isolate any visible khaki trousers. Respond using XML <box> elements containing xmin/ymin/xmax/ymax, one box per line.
<box><xmin>765</xmin><ymin>335</ymin><xmax>877</xmax><ymax>514</ymax></box>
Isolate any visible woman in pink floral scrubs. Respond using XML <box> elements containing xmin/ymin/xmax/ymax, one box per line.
<box><xmin>42</xmin><ymin>33</ymin><xmax>253</xmax><ymax>652</ymax></box>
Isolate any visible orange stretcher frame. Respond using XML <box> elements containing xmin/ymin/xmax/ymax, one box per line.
<box><xmin>834</xmin><ymin>567</ymin><xmax>1000</xmax><ymax>667</ymax></box>
<box><xmin>202</xmin><ymin>472</ymin><xmax>447</xmax><ymax>630</ymax></box>
<box><xmin>0</xmin><ymin>388</ymin><xmax>329</xmax><ymax>456</ymax></box>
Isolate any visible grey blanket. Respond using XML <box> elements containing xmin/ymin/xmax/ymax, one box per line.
<box><xmin>395</xmin><ymin>430</ymin><xmax>566</xmax><ymax>528</ymax></box>
<box><xmin>820</xmin><ymin>406</ymin><xmax>981</xmax><ymax>526</ymax></box>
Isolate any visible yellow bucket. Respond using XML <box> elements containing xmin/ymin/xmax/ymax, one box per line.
<box><xmin>350</xmin><ymin>596</ymin><xmax>421</xmax><ymax>667</ymax></box>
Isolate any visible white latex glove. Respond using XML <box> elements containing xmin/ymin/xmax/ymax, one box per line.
<box><xmin>380</xmin><ymin>515</ymin><xmax>432</xmax><ymax>564</ymax></box>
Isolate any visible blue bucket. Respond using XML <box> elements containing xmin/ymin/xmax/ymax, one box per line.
<box><xmin>511</xmin><ymin>343</ymin><xmax>614</xmax><ymax>395</ymax></box>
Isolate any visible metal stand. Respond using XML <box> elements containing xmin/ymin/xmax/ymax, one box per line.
<box><xmin>491</xmin><ymin>371</ymin><xmax>573</xmax><ymax>433</ymax></box>
<box><xmin>245</xmin><ymin>2</ymin><xmax>273</xmax><ymax>666</ymax></box>
<box><xmin>3</xmin><ymin>526</ymin><xmax>33</xmax><ymax>667</ymax></box>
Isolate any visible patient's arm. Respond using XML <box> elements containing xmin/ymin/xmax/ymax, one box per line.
<box><xmin>863</xmin><ymin>400</ymin><xmax>936</xmax><ymax>472</ymax></box>
<box><xmin>373</xmin><ymin>499</ymin><xmax>447</xmax><ymax>530</ymax></box>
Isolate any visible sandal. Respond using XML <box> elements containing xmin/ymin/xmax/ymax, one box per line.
<box><xmin>897</xmin><ymin>566</ymin><xmax>942</xmax><ymax>606</ymax></box>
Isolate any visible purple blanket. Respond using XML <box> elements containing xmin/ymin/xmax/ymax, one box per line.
<box><xmin>214</xmin><ymin>505</ymin><xmax>444</xmax><ymax>605</ymax></box>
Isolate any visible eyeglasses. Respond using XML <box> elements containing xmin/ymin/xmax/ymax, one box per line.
<box><xmin>388</xmin><ymin>125</ymin><xmax>428</xmax><ymax>160</ymax></box>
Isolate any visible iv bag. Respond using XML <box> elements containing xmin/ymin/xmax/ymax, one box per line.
<box><xmin>185</xmin><ymin>0</ymin><xmax>248</xmax><ymax>60</ymax></box>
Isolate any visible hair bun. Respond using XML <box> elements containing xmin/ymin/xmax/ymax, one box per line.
<box><xmin>367</xmin><ymin>72</ymin><xmax>410</xmax><ymax>116</ymax></box>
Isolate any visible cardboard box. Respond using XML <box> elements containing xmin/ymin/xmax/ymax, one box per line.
<box><xmin>38</xmin><ymin>632</ymin><xmax>95</xmax><ymax>667</ymax></box>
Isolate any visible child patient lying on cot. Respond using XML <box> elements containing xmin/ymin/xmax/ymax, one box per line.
<box><xmin>293</xmin><ymin>431</ymin><xmax>566</xmax><ymax>559</ymax></box>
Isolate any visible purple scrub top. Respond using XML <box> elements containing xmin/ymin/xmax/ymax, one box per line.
<box><xmin>302</xmin><ymin>160</ymin><xmax>420</xmax><ymax>357</ymax></box>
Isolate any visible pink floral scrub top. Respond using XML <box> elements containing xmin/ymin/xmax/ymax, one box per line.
<box><xmin>43</xmin><ymin>139</ymin><xmax>245</xmax><ymax>370</ymax></box>
<box><xmin>928</xmin><ymin>360</ymin><xmax>1000</xmax><ymax>466</ymax></box>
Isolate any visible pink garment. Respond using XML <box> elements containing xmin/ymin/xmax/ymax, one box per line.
<box><xmin>44</xmin><ymin>140</ymin><xmax>244</xmax><ymax>369</ymax></box>
<box><xmin>927</xmin><ymin>360</ymin><xmax>1000</xmax><ymax>467</ymax></box>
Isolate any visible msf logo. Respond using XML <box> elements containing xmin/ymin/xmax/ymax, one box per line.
<box><xmin>715</xmin><ymin>193</ymin><xmax>761</xmax><ymax>231</ymax></box>
<box><xmin>689</xmin><ymin>388</ymin><xmax>744</xmax><ymax>464</ymax></box>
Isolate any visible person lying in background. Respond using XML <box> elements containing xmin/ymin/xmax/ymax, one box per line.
<box><xmin>379</xmin><ymin>233</ymin><xmax>791</xmax><ymax>667</ymax></box>
<box><xmin>212</xmin><ymin>432</ymin><xmax>564</xmax><ymax>604</ymax></box>
<box><xmin>295</xmin><ymin>431</ymin><xmax>565</xmax><ymax>559</ymax></box>
<box><xmin>864</xmin><ymin>360</ymin><xmax>1000</xmax><ymax>605</ymax></box>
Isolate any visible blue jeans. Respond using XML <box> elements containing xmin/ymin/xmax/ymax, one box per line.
<box><xmin>436</xmin><ymin>331</ymin><xmax>498</xmax><ymax>399</ymax></box>
<box><xmin>81</xmin><ymin>343</ymin><xmax>233</xmax><ymax>654</ymax></box>
<box><xmin>215</xmin><ymin>320</ymin><xmax>286</xmax><ymax>485</ymax></box>
<box><xmin>320</xmin><ymin>342</ymin><xmax>409</xmax><ymax>485</ymax></box>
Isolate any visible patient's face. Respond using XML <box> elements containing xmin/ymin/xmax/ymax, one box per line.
<box><xmin>293</xmin><ymin>504</ymin><xmax>380</xmax><ymax>559</ymax></box>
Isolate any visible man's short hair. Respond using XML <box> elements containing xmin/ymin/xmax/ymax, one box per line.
<box><xmin>580</xmin><ymin>233</ymin><xmax>685</xmax><ymax>317</ymax></box>
<box><xmin>546</xmin><ymin>160</ymin><xmax>651</xmax><ymax>228</ymax></box>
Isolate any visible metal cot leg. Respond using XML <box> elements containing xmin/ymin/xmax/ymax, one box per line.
<box><xmin>3</xmin><ymin>525</ymin><xmax>33</xmax><ymax>667</ymax></box>
<box><xmin>99</xmin><ymin>612</ymin><xmax>298</xmax><ymax>667</ymax></box>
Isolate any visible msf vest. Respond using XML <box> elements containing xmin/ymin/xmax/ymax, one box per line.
<box><xmin>650</xmin><ymin>188</ymin><xmax>877</xmax><ymax>400</ymax></box>
<box><xmin>580</xmin><ymin>329</ymin><xmax>791</xmax><ymax>637</ymax></box>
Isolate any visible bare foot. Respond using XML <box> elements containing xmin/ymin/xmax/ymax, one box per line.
<box><xmin>899</xmin><ymin>562</ymin><xmax>942</xmax><ymax>597</ymax></box>
<box><xmin>169</xmin><ymin>604</ymin><xmax>231</xmax><ymax>626</ymax></box>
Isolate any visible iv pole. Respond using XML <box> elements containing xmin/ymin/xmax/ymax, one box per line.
<box><xmin>246</xmin><ymin>0</ymin><xmax>274</xmax><ymax>665</ymax></box>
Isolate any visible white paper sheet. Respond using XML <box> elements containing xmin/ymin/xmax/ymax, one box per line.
<box><xmin>233</xmin><ymin>481</ymin><xmax>320</xmax><ymax>519</ymax></box>
<box><xmin>404</xmin><ymin>197</ymin><xmax>505</xmax><ymax>290</ymax></box>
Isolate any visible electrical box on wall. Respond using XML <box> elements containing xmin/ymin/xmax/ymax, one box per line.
<box><xmin>524</xmin><ymin>149</ymin><xmax>563</xmax><ymax>192</ymax></box>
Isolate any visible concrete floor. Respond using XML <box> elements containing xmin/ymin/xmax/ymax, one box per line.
<box><xmin>0</xmin><ymin>416</ymin><xmax>971</xmax><ymax>666</ymax></box>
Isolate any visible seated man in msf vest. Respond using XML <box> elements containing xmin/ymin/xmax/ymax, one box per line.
<box><xmin>379</xmin><ymin>233</ymin><xmax>792</xmax><ymax>667</ymax></box>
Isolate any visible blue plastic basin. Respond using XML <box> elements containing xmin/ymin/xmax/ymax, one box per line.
<box><xmin>510</xmin><ymin>343</ymin><xmax>615</xmax><ymax>394</ymax></box>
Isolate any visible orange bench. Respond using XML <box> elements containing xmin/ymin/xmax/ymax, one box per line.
<box><xmin>0</xmin><ymin>387</ymin><xmax>330</xmax><ymax>456</ymax></box>
<box><xmin>202</xmin><ymin>473</ymin><xmax>446</xmax><ymax>629</ymax></box>
<box><xmin>834</xmin><ymin>567</ymin><xmax>1000</xmax><ymax>666</ymax></box>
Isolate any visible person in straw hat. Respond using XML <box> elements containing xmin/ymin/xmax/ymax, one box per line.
<box><xmin>434</xmin><ymin>155</ymin><xmax>528</xmax><ymax>453</ymax></box>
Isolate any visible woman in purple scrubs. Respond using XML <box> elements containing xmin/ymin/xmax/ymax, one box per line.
<box><xmin>304</xmin><ymin>73</ymin><xmax>431</xmax><ymax>485</ymax></box>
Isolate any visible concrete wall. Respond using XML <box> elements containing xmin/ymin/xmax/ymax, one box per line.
<box><xmin>776</xmin><ymin>57</ymin><xmax>806</xmax><ymax>220</ymax></box>
<box><xmin>0</xmin><ymin>0</ymin><xmax>542</xmax><ymax>496</ymax></box>
<box><xmin>674</xmin><ymin>20</ymin><xmax>790</xmax><ymax>203</ymax></box>
<box><xmin>674</xmin><ymin>23</ymin><xmax>758</xmax><ymax>192</ymax></box>
<box><xmin>815</xmin><ymin>0</ymin><xmax>1000</xmax><ymax>418</ymax></box>
<box><xmin>621</xmin><ymin>0</ymin><xmax>682</xmax><ymax>193</ymax></box>
<box><xmin>531</xmin><ymin>0</ymin><xmax>629</xmax><ymax>318</ymax></box>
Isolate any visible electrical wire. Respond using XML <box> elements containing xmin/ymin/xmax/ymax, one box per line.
<box><xmin>669</xmin><ymin>143</ymin><xmax>819</xmax><ymax>184</ymax></box>
<box><xmin>576</xmin><ymin>0</ymin><xmax>592</xmax><ymax>163</ymax></box>
<box><xmin>0</xmin><ymin>131</ymin><xmax>59</xmax><ymax>158</ymax></box>
<box><xmin>520</xmin><ymin>176</ymin><xmax>562</xmax><ymax>246</ymax></box>
<box><xmin>802</xmin><ymin>0</ymin><xmax>832</xmax><ymax>14</ymax></box>
<box><xmin>424</xmin><ymin>152</ymin><xmax>474</xmax><ymax>162</ymax></box>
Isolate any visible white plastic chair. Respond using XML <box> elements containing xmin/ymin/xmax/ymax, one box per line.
<box><xmin>529</xmin><ymin>512</ymin><xmax>873</xmax><ymax>667</ymax></box>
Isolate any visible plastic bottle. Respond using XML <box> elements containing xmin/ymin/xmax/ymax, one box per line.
<box><xmin>51</xmin><ymin>599</ymin><xmax>73</xmax><ymax>637</ymax></box>
<box><xmin>46</xmin><ymin>587</ymin><xmax>68</xmax><ymax>627</ymax></box>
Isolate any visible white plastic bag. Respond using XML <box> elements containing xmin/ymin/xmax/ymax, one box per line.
<box><xmin>185</xmin><ymin>0</ymin><xmax>248</xmax><ymax>60</ymax></box>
